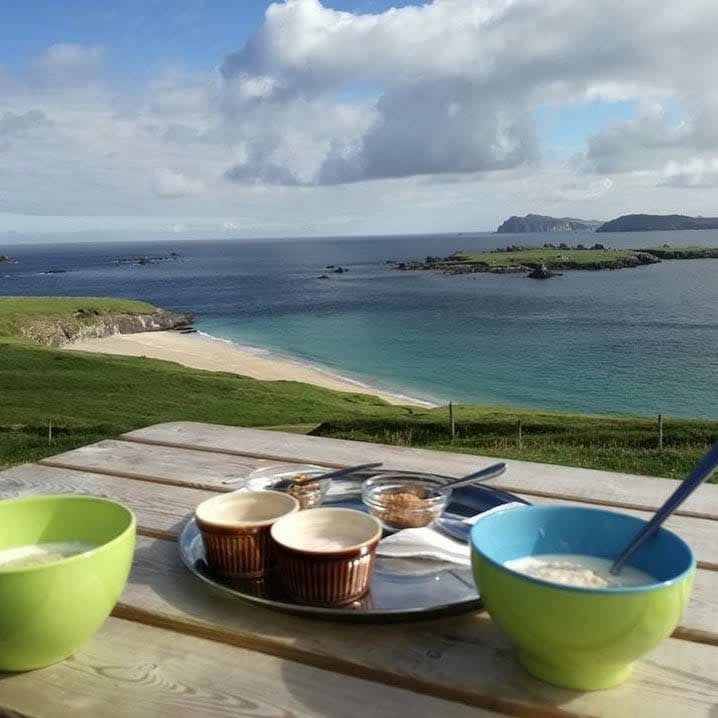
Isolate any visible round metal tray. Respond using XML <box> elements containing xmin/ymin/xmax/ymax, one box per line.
<box><xmin>178</xmin><ymin>470</ymin><xmax>528</xmax><ymax>621</ymax></box>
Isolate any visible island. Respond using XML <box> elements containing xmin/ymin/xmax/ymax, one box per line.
<box><xmin>597</xmin><ymin>214</ymin><xmax>718</xmax><ymax>232</ymax></box>
<box><xmin>497</xmin><ymin>215</ymin><xmax>602</xmax><ymax>233</ymax></box>
<box><xmin>389</xmin><ymin>243</ymin><xmax>718</xmax><ymax>279</ymax></box>
<box><xmin>0</xmin><ymin>255</ymin><xmax>17</xmax><ymax>264</ymax></box>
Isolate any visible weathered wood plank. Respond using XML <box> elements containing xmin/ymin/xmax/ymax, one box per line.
<box><xmin>34</xmin><ymin>438</ymin><xmax>718</xmax><ymax>577</ymax></box>
<box><xmin>39</xmin><ymin>439</ymin><xmax>276</xmax><ymax>492</ymax></box>
<box><xmin>36</xmin><ymin>439</ymin><xmax>718</xmax><ymax>569</ymax></box>
<box><xmin>114</xmin><ymin>535</ymin><xmax>718</xmax><ymax>718</ymax></box>
<box><xmin>2</xmin><ymin>462</ymin><xmax>717</xmax><ymax>640</ymax></box>
<box><xmin>0</xmin><ymin>464</ymin><xmax>215</xmax><ymax>540</ymax></box>
<box><xmin>0</xmin><ymin>617</ymin><xmax>499</xmax><ymax>718</ymax></box>
<box><xmin>120</xmin><ymin>423</ymin><xmax>718</xmax><ymax>519</ymax></box>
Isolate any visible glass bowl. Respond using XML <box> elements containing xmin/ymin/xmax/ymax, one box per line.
<box><xmin>246</xmin><ymin>464</ymin><xmax>330</xmax><ymax>510</ymax></box>
<box><xmin>361</xmin><ymin>475</ymin><xmax>450</xmax><ymax>531</ymax></box>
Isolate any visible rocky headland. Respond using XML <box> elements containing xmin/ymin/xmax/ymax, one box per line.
<box><xmin>21</xmin><ymin>307</ymin><xmax>192</xmax><ymax>347</ymax></box>
<box><xmin>497</xmin><ymin>214</ymin><xmax>602</xmax><ymax>233</ymax></box>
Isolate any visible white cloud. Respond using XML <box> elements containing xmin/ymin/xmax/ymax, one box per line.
<box><xmin>661</xmin><ymin>158</ymin><xmax>718</xmax><ymax>188</ymax></box>
<box><xmin>152</xmin><ymin>168</ymin><xmax>205</xmax><ymax>198</ymax></box>
<box><xmin>3</xmin><ymin>0</ymin><xmax>718</xmax><ymax>233</ymax></box>
<box><xmin>29</xmin><ymin>44</ymin><xmax>104</xmax><ymax>87</ymax></box>
<box><xmin>217</xmin><ymin>0</ymin><xmax>718</xmax><ymax>186</ymax></box>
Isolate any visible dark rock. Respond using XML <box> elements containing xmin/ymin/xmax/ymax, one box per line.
<box><xmin>527</xmin><ymin>263</ymin><xmax>558</xmax><ymax>279</ymax></box>
<box><xmin>326</xmin><ymin>265</ymin><xmax>335</xmax><ymax>269</ymax></box>
<box><xmin>317</xmin><ymin>274</ymin><xmax>330</xmax><ymax>279</ymax></box>
<box><xmin>489</xmin><ymin>265</ymin><xmax>530</xmax><ymax>274</ymax></box>
<box><xmin>332</xmin><ymin>266</ymin><xmax>346</xmax><ymax>273</ymax></box>
<box><xmin>42</xmin><ymin>269</ymin><xmax>68</xmax><ymax>274</ymax></box>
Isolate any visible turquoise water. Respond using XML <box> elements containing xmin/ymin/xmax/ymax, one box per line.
<box><xmin>5</xmin><ymin>230</ymin><xmax>718</xmax><ymax>418</ymax></box>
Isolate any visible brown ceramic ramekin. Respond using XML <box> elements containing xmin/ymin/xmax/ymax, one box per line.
<box><xmin>270</xmin><ymin>507</ymin><xmax>382</xmax><ymax>606</ymax></box>
<box><xmin>195</xmin><ymin>490</ymin><xmax>299</xmax><ymax>578</ymax></box>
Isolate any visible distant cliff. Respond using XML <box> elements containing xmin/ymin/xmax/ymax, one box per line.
<box><xmin>597</xmin><ymin>214</ymin><xmax>718</xmax><ymax>232</ymax></box>
<box><xmin>21</xmin><ymin>308</ymin><xmax>192</xmax><ymax>347</ymax></box>
<box><xmin>497</xmin><ymin>214</ymin><xmax>602</xmax><ymax>233</ymax></box>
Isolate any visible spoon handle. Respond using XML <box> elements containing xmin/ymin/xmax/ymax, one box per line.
<box><xmin>611</xmin><ymin>441</ymin><xmax>718</xmax><ymax>574</ymax></box>
<box><xmin>317</xmin><ymin>462</ymin><xmax>383</xmax><ymax>481</ymax></box>
<box><xmin>443</xmin><ymin>462</ymin><xmax>507</xmax><ymax>490</ymax></box>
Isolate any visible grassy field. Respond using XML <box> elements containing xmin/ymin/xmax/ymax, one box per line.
<box><xmin>451</xmin><ymin>248</ymin><xmax>639</xmax><ymax>268</ymax></box>
<box><xmin>1</xmin><ymin>297</ymin><xmax>716</xmax><ymax>480</ymax></box>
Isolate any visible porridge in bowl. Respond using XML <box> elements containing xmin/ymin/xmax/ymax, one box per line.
<box><xmin>505</xmin><ymin>554</ymin><xmax>655</xmax><ymax>588</ymax></box>
<box><xmin>0</xmin><ymin>541</ymin><xmax>97</xmax><ymax>570</ymax></box>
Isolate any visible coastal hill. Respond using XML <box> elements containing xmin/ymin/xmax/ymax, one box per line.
<box><xmin>497</xmin><ymin>214</ymin><xmax>603</xmax><ymax>233</ymax></box>
<box><xmin>497</xmin><ymin>212</ymin><xmax>718</xmax><ymax>233</ymax></box>
<box><xmin>597</xmin><ymin>214</ymin><xmax>718</xmax><ymax>232</ymax></box>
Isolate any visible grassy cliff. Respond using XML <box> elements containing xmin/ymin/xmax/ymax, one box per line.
<box><xmin>0</xmin><ymin>296</ymin><xmax>156</xmax><ymax>340</ymax></box>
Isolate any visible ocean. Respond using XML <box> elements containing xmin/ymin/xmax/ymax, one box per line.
<box><xmin>2</xmin><ymin>230</ymin><xmax>717</xmax><ymax>419</ymax></box>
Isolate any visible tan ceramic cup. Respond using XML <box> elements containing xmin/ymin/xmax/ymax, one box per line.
<box><xmin>271</xmin><ymin>507</ymin><xmax>382</xmax><ymax>606</ymax></box>
<box><xmin>195</xmin><ymin>490</ymin><xmax>299</xmax><ymax>578</ymax></box>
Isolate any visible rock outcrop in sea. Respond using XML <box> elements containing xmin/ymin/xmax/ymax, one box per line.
<box><xmin>527</xmin><ymin>263</ymin><xmax>558</xmax><ymax>279</ymax></box>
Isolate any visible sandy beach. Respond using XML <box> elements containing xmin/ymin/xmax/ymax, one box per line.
<box><xmin>67</xmin><ymin>331</ymin><xmax>432</xmax><ymax>407</ymax></box>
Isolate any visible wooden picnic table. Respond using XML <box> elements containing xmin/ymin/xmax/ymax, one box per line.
<box><xmin>1</xmin><ymin>421</ymin><xmax>717</xmax><ymax>717</ymax></box>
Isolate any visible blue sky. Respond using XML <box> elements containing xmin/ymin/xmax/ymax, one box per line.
<box><xmin>1</xmin><ymin>0</ymin><xmax>716</xmax><ymax>239</ymax></box>
<box><xmin>3</xmin><ymin>1</ymin><xmax>424</xmax><ymax>75</ymax></box>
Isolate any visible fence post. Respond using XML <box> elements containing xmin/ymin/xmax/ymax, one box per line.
<box><xmin>658</xmin><ymin>414</ymin><xmax>663</xmax><ymax>449</ymax></box>
<box><xmin>449</xmin><ymin>402</ymin><xmax>456</xmax><ymax>441</ymax></box>
<box><xmin>48</xmin><ymin>420</ymin><xmax>52</xmax><ymax>446</ymax></box>
<box><xmin>517</xmin><ymin>419</ymin><xmax>523</xmax><ymax>450</ymax></box>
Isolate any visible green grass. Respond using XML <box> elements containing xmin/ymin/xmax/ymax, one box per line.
<box><xmin>452</xmin><ymin>248</ymin><xmax>638</xmax><ymax>268</ymax></box>
<box><xmin>1</xmin><ymin>297</ymin><xmax>716</xmax><ymax>481</ymax></box>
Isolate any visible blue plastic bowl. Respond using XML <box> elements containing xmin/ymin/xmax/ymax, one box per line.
<box><xmin>470</xmin><ymin>505</ymin><xmax>695</xmax><ymax>690</ymax></box>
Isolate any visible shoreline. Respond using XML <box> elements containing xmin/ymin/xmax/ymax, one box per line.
<box><xmin>66</xmin><ymin>330</ymin><xmax>437</xmax><ymax>408</ymax></box>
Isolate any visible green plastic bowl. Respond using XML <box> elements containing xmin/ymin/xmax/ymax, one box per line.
<box><xmin>0</xmin><ymin>495</ymin><xmax>136</xmax><ymax>671</ymax></box>
<box><xmin>471</xmin><ymin>505</ymin><xmax>695</xmax><ymax>691</ymax></box>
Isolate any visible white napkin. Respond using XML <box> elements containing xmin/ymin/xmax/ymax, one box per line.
<box><xmin>377</xmin><ymin>501</ymin><xmax>526</xmax><ymax>567</ymax></box>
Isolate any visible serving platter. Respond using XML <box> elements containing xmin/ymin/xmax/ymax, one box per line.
<box><xmin>178</xmin><ymin>467</ymin><xmax>529</xmax><ymax>621</ymax></box>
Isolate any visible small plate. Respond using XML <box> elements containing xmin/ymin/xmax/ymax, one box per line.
<box><xmin>178</xmin><ymin>470</ymin><xmax>529</xmax><ymax>621</ymax></box>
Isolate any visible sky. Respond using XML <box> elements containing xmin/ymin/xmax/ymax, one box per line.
<box><xmin>2</xmin><ymin>0</ymin><xmax>718</xmax><ymax>240</ymax></box>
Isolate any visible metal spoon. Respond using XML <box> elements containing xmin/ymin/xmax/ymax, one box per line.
<box><xmin>440</xmin><ymin>462</ymin><xmax>507</xmax><ymax>490</ymax></box>
<box><xmin>611</xmin><ymin>441</ymin><xmax>718</xmax><ymax>575</ymax></box>
<box><xmin>221</xmin><ymin>461</ymin><xmax>383</xmax><ymax>486</ymax></box>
